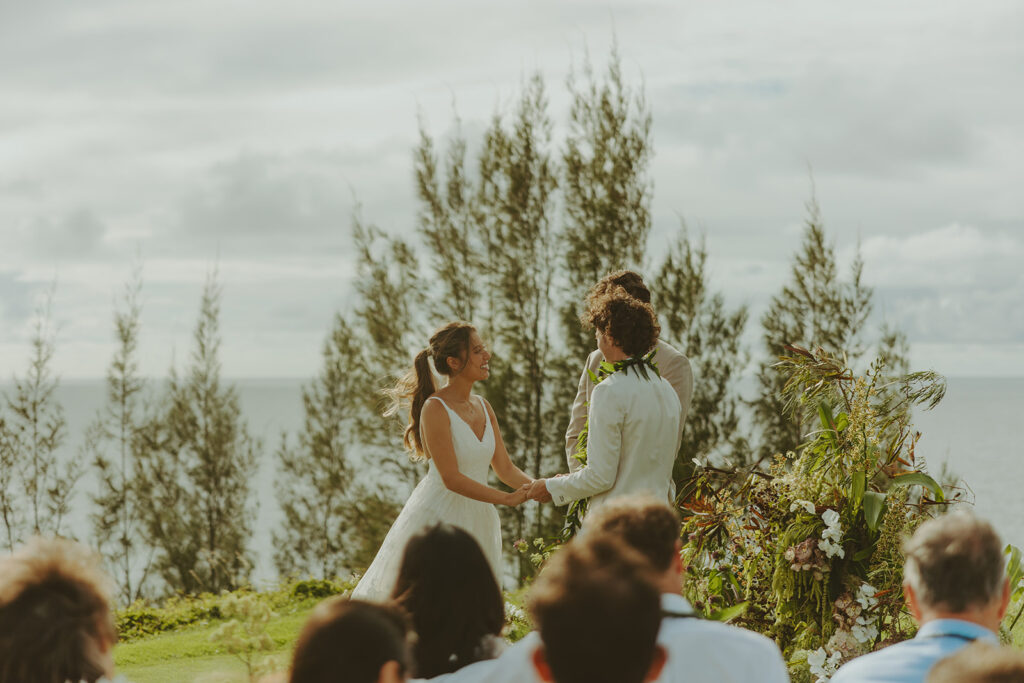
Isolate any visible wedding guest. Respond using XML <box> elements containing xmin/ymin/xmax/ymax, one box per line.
<box><xmin>564</xmin><ymin>270</ymin><xmax>693</xmax><ymax>469</ymax></box>
<box><xmin>392</xmin><ymin>524</ymin><xmax>504</xmax><ymax>678</ymax></box>
<box><xmin>430</xmin><ymin>495</ymin><xmax>789</xmax><ymax>683</ymax></box>
<box><xmin>926</xmin><ymin>641</ymin><xmax>1024</xmax><ymax>682</ymax></box>
<box><xmin>529</xmin><ymin>288</ymin><xmax>681</xmax><ymax>509</ymax></box>
<box><xmin>831</xmin><ymin>512</ymin><xmax>1011</xmax><ymax>683</ymax></box>
<box><xmin>584</xmin><ymin>496</ymin><xmax>789</xmax><ymax>682</ymax></box>
<box><xmin>528</xmin><ymin>535</ymin><xmax>666</xmax><ymax>683</ymax></box>
<box><xmin>289</xmin><ymin>598</ymin><xmax>410</xmax><ymax>683</ymax></box>
<box><xmin>0</xmin><ymin>537</ymin><xmax>120</xmax><ymax>683</ymax></box>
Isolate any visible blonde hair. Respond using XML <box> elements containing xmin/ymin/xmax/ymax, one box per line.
<box><xmin>0</xmin><ymin>537</ymin><xmax>116</xmax><ymax>683</ymax></box>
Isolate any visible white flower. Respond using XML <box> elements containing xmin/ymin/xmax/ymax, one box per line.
<box><xmin>856</xmin><ymin>583</ymin><xmax>878</xmax><ymax>610</ymax></box>
<box><xmin>807</xmin><ymin>646</ymin><xmax>843</xmax><ymax>682</ymax></box>
<box><xmin>851</xmin><ymin>620</ymin><xmax>879</xmax><ymax>643</ymax></box>
<box><xmin>807</xmin><ymin>647</ymin><xmax>827</xmax><ymax>672</ymax></box>
<box><xmin>790</xmin><ymin>499</ymin><xmax>816</xmax><ymax>514</ymax></box>
<box><xmin>821</xmin><ymin>509</ymin><xmax>840</xmax><ymax>527</ymax></box>
<box><xmin>818</xmin><ymin>538</ymin><xmax>846</xmax><ymax>559</ymax></box>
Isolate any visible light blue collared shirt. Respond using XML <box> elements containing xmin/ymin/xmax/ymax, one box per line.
<box><xmin>830</xmin><ymin>619</ymin><xmax>999</xmax><ymax>683</ymax></box>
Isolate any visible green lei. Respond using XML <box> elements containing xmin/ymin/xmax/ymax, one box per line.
<box><xmin>561</xmin><ymin>349</ymin><xmax>660</xmax><ymax>539</ymax></box>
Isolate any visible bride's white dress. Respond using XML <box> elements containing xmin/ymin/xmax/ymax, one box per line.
<box><xmin>351</xmin><ymin>395</ymin><xmax>503</xmax><ymax>601</ymax></box>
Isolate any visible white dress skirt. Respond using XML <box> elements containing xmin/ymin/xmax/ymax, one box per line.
<box><xmin>351</xmin><ymin>395</ymin><xmax>503</xmax><ymax>600</ymax></box>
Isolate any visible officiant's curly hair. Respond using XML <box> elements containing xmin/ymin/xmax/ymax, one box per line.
<box><xmin>585</xmin><ymin>269</ymin><xmax>652</xmax><ymax>306</ymax></box>
<box><xmin>582</xmin><ymin>288</ymin><xmax>660</xmax><ymax>359</ymax></box>
<box><xmin>386</xmin><ymin>321</ymin><xmax>476</xmax><ymax>458</ymax></box>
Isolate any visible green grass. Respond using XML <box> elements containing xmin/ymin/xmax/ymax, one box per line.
<box><xmin>116</xmin><ymin>602</ymin><xmax>316</xmax><ymax>683</ymax></box>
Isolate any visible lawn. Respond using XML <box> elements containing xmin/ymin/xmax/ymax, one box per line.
<box><xmin>116</xmin><ymin>603</ymin><xmax>314</xmax><ymax>683</ymax></box>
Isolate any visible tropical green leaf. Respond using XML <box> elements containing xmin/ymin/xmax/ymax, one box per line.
<box><xmin>850</xmin><ymin>471</ymin><xmax>866</xmax><ymax>508</ymax></box>
<box><xmin>709</xmin><ymin>601</ymin><xmax>749</xmax><ymax>623</ymax></box>
<box><xmin>891</xmin><ymin>472</ymin><xmax>945</xmax><ymax>502</ymax></box>
<box><xmin>817</xmin><ymin>401</ymin><xmax>837</xmax><ymax>447</ymax></box>
<box><xmin>863</xmin><ymin>491</ymin><xmax>887</xmax><ymax>532</ymax></box>
<box><xmin>1006</xmin><ymin>544</ymin><xmax>1024</xmax><ymax>600</ymax></box>
<box><xmin>852</xmin><ymin>546</ymin><xmax>874</xmax><ymax>562</ymax></box>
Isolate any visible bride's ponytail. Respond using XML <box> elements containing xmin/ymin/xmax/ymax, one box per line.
<box><xmin>386</xmin><ymin>321</ymin><xmax>475</xmax><ymax>459</ymax></box>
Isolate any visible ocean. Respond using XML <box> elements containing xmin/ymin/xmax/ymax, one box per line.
<box><xmin>4</xmin><ymin>376</ymin><xmax>1022</xmax><ymax>587</ymax></box>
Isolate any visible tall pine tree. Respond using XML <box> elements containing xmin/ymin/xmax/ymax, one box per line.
<box><xmin>88</xmin><ymin>267</ymin><xmax>152</xmax><ymax>602</ymax></box>
<box><xmin>652</xmin><ymin>227</ymin><xmax>749</xmax><ymax>485</ymax></box>
<box><xmin>1</xmin><ymin>289</ymin><xmax>77</xmax><ymax>548</ymax></box>
<box><xmin>139</xmin><ymin>273</ymin><xmax>259</xmax><ymax>593</ymax></box>
<box><xmin>752</xmin><ymin>197</ymin><xmax>873</xmax><ymax>461</ymax></box>
<box><xmin>274</xmin><ymin>313</ymin><xmax>399</xmax><ymax>578</ymax></box>
<box><xmin>561</xmin><ymin>47</ymin><xmax>653</xmax><ymax>362</ymax></box>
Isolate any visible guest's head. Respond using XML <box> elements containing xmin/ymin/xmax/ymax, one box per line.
<box><xmin>926</xmin><ymin>641</ymin><xmax>1024</xmax><ymax>682</ymax></box>
<box><xmin>529</xmin><ymin>536</ymin><xmax>665</xmax><ymax>683</ymax></box>
<box><xmin>0</xmin><ymin>537</ymin><xmax>117</xmax><ymax>683</ymax></box>
<box><xmin>585</xmin><ymin>270</ymin><xmax>651</xmax><ymax>306</ymax></box>
<box><xmin>582</xmin><ymin>288</ymin><xmax>660</xmax><ymax>360</ymax></box>
<box><xmin>584</xmin><ymin>495</ymin><xmax>684</xmax><ymax>594</ymax></box>
<box><xmin>387</xmin><ymin>321</ymin><xmax>481</xmax><ymax>457</ymax></box>
<box><xmin>290</xmin><ymin>598</ymin><xmax>410</xmax><ymax>683</ymax></box>
<box><xmin>391</xmin><ymin>524</ymin><xmax>504</xmax><ymax>677</ymax></box>
<box><xmin>902</xmin><ymin>512</ymin><xmax>1010</xmax><ymax>631</ymax></box>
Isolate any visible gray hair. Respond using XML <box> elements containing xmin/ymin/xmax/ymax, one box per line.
<box><xmin>903</xmin><ymin>511</ymin><xmax>1005</xmax><ymax>613</ymax></box>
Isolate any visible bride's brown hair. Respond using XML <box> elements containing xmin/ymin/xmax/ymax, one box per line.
<box><xmin>386</xmin><ymin>321</ymin><xmax>476</xmax><ymax>458</ymax></box>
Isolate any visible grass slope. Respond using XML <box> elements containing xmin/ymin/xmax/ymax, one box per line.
<box><xmin>116</xmin><ymin>603</ymin><xmax>315</xmax><ymax>683</ymax></box>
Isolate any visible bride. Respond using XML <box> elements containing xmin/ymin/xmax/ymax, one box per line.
<box><xmin>352</xmin><ymin>321</ymin><xmax>532</xmax><ymax>600</ymax></box>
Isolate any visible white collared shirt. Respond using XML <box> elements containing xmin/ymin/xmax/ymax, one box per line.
<box><xmin>414</xmin><ymin>594</ymin><xmax>790</xmax><ymax>683</ymax></box>
<box><xmin>547</xmin><ymin>368</ymin><xmax>681</xmax><ymax>510</ymax></box>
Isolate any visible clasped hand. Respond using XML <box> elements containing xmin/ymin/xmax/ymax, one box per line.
<box><xmin>520</xmin><ymin>478</ymin><xmax>552</xmax><ymax>503</ymax></box>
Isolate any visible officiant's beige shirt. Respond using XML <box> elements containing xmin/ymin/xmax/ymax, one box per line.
<box><xmin>564</xmin><ymin>339</ymin><xmax>693</xmax><ymax>470</ymax></box>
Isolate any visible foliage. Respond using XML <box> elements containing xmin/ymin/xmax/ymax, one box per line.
<box><xmin>137</xmin><ymin>273</ymin><xmax>260</xmax><ymax>594</ymax></box>
<box><xmin>350</xmin><ymin>213</ymin><xmax>428</xmax><ymax>495</ymax></box>
<box><xmin>87</xmin><ymin>266</ymin><xmax>154</xmax><ymax>603</ymax></box>
<box><xmin>653</xmin><ymin>226</ymin><xmax>749</xmax><ymax>479</ymax></box>
<box><xmin>0</xmin><ymin>288</ymin><xmax>78</xmax><ymax>550</ymax></box>
<box><xmin>680</xmin><ymin>347</ymin><xmax>955</xmax><ymax>681</ymax></box>
<box><xmin>561</xmin><ymin>44</ymin><xmax>653</xmax><ymax>363</ymax></box>
<box><xmin>208</xmin><ymin>593</ymin><xmax>280</xmax><ymax>682</ymax></box>
<box><xmin>274</xmin><ymin>314</ymin><xmax>395</xmax><ymax>579</ymax></box>
<box><xmin>751</xmin><ymin>198</ymin><xmax>874</xmax><ymax>464</ymax></box>
<box><xmin>115</xmin><ymin>578</ymin><xmax>352</xmax><ymax>642</ymax></box>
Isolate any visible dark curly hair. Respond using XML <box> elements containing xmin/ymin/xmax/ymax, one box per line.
<box><xmin>584</xmin><ymin>270</ymin><xmax>651</xmax><ymax>308</ymax></box>
<box><xmin>581</xmin><ymin>287</ymin><xmax>660</xmax><ymax>358</ymax></box>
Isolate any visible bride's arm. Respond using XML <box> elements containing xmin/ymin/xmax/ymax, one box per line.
<box><xmin>422</xmin><ymin>400</ymin><xmax>527</xmax><ymax>506</ymax></box>
<box><xmin>484</xmin><ymin>399</ymin><xmax>533</xmax><ymax>489</ymax></box>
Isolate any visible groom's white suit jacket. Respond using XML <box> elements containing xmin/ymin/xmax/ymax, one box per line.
<box><xmin>414</xmin><ymin>594</ymin><xmax>790</xmax><ymax>683</ymax></box>
<box><xmin>546</xmin><ymin>364</ymin><xmax>681</xmax><ymax>509</ymax></box>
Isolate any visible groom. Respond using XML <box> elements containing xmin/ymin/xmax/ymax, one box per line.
<box><xmin>527</xmin><ymin>271</ymin><xmax>692</xmax><ymax>506</ymax></box>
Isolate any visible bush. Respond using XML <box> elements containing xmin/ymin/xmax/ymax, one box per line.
<box><xmin>115</xmin><ymin>578</ymin><xmax>355</xmax><ymax>642</ymax></box>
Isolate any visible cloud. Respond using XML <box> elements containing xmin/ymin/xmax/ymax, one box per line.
<box><xmin>27</xmin><ymin>209</ymin><xmax>108</xmax><ymax>259</ymax></box>
<box><xmin>842</xmin><ymin>225</ymin><xmax>1024</xmax><ymax>345</ymax></box>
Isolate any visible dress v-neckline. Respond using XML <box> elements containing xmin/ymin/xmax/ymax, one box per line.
<box><xmin>434</xmin><ymin>396</ymin><xmax>489</xmax><ymax>443</ymax></box>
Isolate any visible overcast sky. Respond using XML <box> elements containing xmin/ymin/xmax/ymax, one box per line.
<box><xmin>1</xmin><ymin>0</ymin><xmax>1022</xmax><ymax>380</ymax></box>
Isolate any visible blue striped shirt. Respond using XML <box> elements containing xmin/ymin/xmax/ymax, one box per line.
<box><xmin>830</xmin><ymin>619</ymin><xmax>999</xmax><ymax>683</ymax></box>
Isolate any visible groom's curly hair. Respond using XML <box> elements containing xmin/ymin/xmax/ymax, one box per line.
<box><xmin>582</xmin><ymin>287</ymin><xmax>660</xmax><ymax>358</ymax></box>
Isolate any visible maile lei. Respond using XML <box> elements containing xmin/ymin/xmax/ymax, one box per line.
<box><xmin>561</xmin><ymin>349</ymin><xmax>660</xmax><ymax>538</ymax></box>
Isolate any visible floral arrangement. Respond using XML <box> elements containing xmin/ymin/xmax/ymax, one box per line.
<box><xmin>679</xmin><ymin>346</ymin><xmax>960</xmax><ymax>682</ymax></box>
